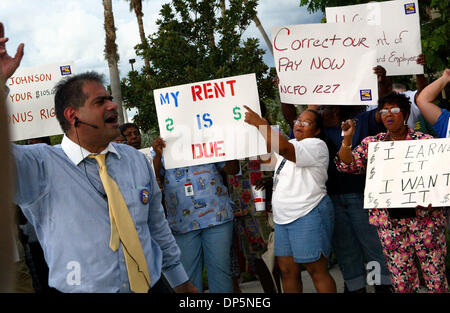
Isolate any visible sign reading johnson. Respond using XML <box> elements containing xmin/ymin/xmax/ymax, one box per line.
<box><xmin>364</xmin><ymin>138</ymin><xmax>450</xmax><ymax>209</ymax></box>
<box><xmin>154</xmin><ymin>73</ymin><xmax>268</xmax><ymax>169</ymax></box>
<box><xmin>272</xmin><ymin>23</ymin><xmax>379</xmax><ymax>106</ymax></box>
<box><xmin>6</xmin><ymin>62</ymin><xmax>74</xmax><ymax>141</ymax></box>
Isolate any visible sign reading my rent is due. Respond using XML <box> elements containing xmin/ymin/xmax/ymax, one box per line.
<box><xmin>272</xmin><ymin>23</ymin><xmax>379</xmax><ymax>106</ymax></box>
<box><xmin>7</xmin><ymin>62</ymin><xmax>74</xmax><ymax>141</ymax></box>
<box><xmin>154</xmin><ymin>73</ymin><xmax>267</xmax><ymax>169</ymax></box>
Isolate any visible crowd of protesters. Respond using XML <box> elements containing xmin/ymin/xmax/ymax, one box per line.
<box><xmin>1</xmin><ymin>19</ymin><xmax>449</xmax><ymax>294</ymax></box>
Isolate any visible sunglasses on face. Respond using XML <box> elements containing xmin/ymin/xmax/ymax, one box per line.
<box><xmin>293</xmin><ymin>120</ymin><xmax>312</xmax><ymax>127</ymax></box>
<box><xmin>379</xmin><ymin>107</ymin><xmax>401</xmax><ymax>115</ymax></box>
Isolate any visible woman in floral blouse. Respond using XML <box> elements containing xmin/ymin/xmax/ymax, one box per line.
<box><xmin>335</xmin><ymin>92</ymin><xmax>448</xmax><ymax>293</ymax></box>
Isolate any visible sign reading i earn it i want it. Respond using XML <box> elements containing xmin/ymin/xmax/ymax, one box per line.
<box><xmin>154</xmin><ymin>74</ymin><xmax>267</xmax><ymax>169</ymax></box>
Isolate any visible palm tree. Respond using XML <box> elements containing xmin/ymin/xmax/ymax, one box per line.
<box><xmin>103</xmin><ymin>0</ymin><xmax>125</xmax><ymax>124</ymax></box>
<box><xmin>243</xmin><ymin>0</ymin><xmax>273</xmax><ymax>56</ymax></box>
<box><xmin>125</xmin><ymin>0</ymin><xmax>151</xmax><ymax>71</ymax></box>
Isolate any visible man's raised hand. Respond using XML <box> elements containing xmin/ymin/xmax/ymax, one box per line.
<box><xmin>0</xmin><ymin>22</ymin><xmax>24</xmax><ymax>80</ymax></box>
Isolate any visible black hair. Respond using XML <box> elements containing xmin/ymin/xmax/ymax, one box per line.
<box><xmin>54</xmin><ymin>72</ymin><xmax>105</xmax><ymax>133</ymax></box>
<box><xmin>27</xmin><ymin>136</ymin><xmax>51</xmax><ymax>145</ymax></box>
<box><xmin>305</xmin><ymin>108</ymin><xmax>323</xmax><ymax>135</ymax></box>
<box><xmin>119</xmin><ymin>123</ymin><xmax>140</xmax><ymax>136</ymax></box>
<box><xmin>377</xmin><ymin>91</ymin><xmax>411</xmax><ymax>118</ymax></box>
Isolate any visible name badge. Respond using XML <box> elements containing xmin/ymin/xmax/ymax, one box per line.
<box><xmin>140</xmin><ymin>189</ymin><xmax>150</xmax><ymax>205</ymax></box>
<box><xmin>184</xmin><ymin>183</ymin><xmax>194</xmax><ymax>196</ymax></box>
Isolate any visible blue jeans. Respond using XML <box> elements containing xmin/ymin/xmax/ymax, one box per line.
<box><xmin>331</xmin><ymin>193</ymin><xmax>391</xmax><ymax>291</ymax></box>
<box><xmin>174</xmin><ymin>221</ymin><xmax>233</xmax><ymax>293</ymax></box>
<box><xmin>275</xmin><ymin>195</ymin><xmax>334</xmax><ymax>263</ymax></box>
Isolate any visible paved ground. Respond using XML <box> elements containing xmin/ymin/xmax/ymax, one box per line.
<box><xmin>238</xmin><ymin>264</ymin><xmax>376</xmax><ymax>293</ymax></box>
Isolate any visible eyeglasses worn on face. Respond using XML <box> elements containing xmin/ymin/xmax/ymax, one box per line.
<box><xmin>379</xmin><ymin>107</ymin><xmax>401</xmax><ymax>115</ymax></box>
<box><xmin>294</xmin><ymin>120</ymin><xmax>312</xmax><ymax>127</ymax></box>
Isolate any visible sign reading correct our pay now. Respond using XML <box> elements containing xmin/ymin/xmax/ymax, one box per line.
<box><xmin>272</xmin><ymin>23</ymin><xmax>379</xmax><ymax>106</ymax></box>
<box><xmin>154</xmin><ymin>73</ymin><xmax>268</xmax><ymax>169</ymax></box>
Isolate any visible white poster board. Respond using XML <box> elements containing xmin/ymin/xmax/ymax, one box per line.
<box><xmin>272</xmin><ymin>23</ymin><xmax>378</xmax><ymax>106</ymax></box>
<box><xmin>154</xmin><ymin>73</ymin><xmax>267</xmax><ymax>169</ymax></box>
<box><xmin>326</xmin><ymin>0</ymin><xmax>422</xmax><ymax>76</ymax></box>
<box><xmin>6</xmin><ymin>62</ymin><xmax>74</xmax><ymax>141</ymax></box>
<box><xmin>364</xmin><ymin>139</ymin><xmax>450</xmax><ymax>209</ymax></box>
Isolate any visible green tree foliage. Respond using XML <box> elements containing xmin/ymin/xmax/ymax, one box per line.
<box><xmin>299</xmin><ymin>0</ymin><xmax>449</xmax><ymax>77</ymax></box>
<box><xmin>121</xmin><ymin>0</ymin><xmax>276</xmax><ymax>134</ymax></box>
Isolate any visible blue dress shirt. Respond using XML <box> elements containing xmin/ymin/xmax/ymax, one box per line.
<box><xmin>12</xmin><ymin>135</ymin><xmax>188</xmax><ymax>292</ymax></box>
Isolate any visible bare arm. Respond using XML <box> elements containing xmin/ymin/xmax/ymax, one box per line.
<box><xmin>416</xmin><ymin>69</ymin><xmax>449</xmax><ymax>125</ymax></box>
<box><xmin>415</xmin><ymin>54</ymin><xmax>428</xmax><ymax>97</ymax></box>
<box><xmin>281</xmin><ymin>102</ymin><xmax>297</xmax><ymax>130</ymax></box>
<box><xmin>373</xmin><ymin>66</ymin><xmax>392</xmax><ymax>99</ymax></box>
<box><xmin>152</xmin><ymin>137</ymin><xmax>165</xmax><ymax>184</ymax></box>
<box><xmin>244</xmin><ymin>105</ymin><xmax>296</xmax><ymax>163</ymax></box>
<box><xmin>337</xmin><ymin>119</ymin><xmax>356</xmax><ymax>164</ymax></box>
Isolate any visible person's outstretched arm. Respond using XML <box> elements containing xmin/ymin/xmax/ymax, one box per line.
<box><xmin>244</xmin><ymin>105</ymin><xmax>296</xmax><ymax>162</ymax></box>
<box><xmin>416</xmin><ymin>69</ymin><xmax>449</xmax><ymax>125</ymax></box>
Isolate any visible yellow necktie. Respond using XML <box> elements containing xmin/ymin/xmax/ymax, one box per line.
<box><xmin>89</xmin><ymin>153</ymin><xmax>150</xmax><ymax>293</ymax></box>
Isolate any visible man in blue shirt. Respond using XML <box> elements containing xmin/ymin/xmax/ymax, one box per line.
<box><xmin>417</xmin><ymin>69</ymin><xmax>450</xmax><ymax>138</ymax></box>
<box><xmin>0</xmin><ymin>22</ymin><xmax>196</xmax><ymax>293</ymax></box>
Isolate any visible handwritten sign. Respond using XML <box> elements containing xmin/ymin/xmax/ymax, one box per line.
<box><xmin>6</xmin><ymin>62</ymin><xmax>74</xmax><ymax>141</ymax></box>
<box><xmin>326</xmin><ymin>0</ymin><xmax>422</xmax><ymax>76</ymax></box>
<box><xmin>272</xmin><ymin>23</ymin><xmax>378</xmax><ymax>106</ymax></box>
<box><xmin>364</xmin><ymin>138</ymin><xmax>450</xmax><ymax>209</ymax></box>
<box><xmin>154</xmin><ymin>73</ymin><xmax>267</xmax><ymax>169</ymax></box>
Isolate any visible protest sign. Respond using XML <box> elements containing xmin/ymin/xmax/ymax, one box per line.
<box><xmin>154</xmin><ymin>73</ymin><xmax>268</xmax><ymax>169</ymax></box>
<box><xmin>364</xmin><ymin>138</ymin><xmax>450</xmax><ymax>209</ymax></box>
<box><xmin>326</xmin><ymin>0</ymin><xmax>422</xmax><ymax>76</ymax></box>
<box><xmin>272</xmin><ymin>23</ymin><xmax>378</xmax><ymax>106</ymax></box>
<box><xmin>6</xmin><ymin>62</ymin><xmax>74</xmax><ymax>141</ymax></box>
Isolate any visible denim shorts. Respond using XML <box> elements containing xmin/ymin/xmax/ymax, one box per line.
<box><xmin>274</xmin><ymin>195</ymin><xmax>334</xmax><ymax>263</ymax></box>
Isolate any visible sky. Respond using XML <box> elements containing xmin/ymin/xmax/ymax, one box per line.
<box><xmin>0</xmin><ymin>0</ymin><xmax>322</xmax><ymax>119</ymax></box>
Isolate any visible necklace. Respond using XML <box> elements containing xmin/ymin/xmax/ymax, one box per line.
<box><xmin>388</xmin><ymin>127</ymin><xmax>408</xmax><ymax>141</ymax></box>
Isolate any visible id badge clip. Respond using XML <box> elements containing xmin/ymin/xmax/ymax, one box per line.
<box><xmin>184</xmin><ymin>183</ymin><xmax>194</xmax><ymax>196</ymax></box>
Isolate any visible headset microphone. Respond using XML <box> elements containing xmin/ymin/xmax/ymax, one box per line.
<box><xmin>74</xmin><ymin>117</ymin><xmax>99</xmax><ymax>129</ymax></box>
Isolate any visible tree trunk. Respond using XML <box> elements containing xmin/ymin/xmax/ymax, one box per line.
<box><xmin>220</xmin><ymin>0</ymin><xmax>226</xmax><ymax>18</ymax></box>
<box><xmin>103</xmin><ymin>0</ymin><xmax>125</xmax><ymax>125</ymax></box>
<box><xmin>132</xmin><ymin>0</ymin><xmax>151</xmax><ymax>71</ymax></box>
<box><xmin>243</xmin><ymin>0</ymin><xmax>273</xmax><ymax>56</ymax></box>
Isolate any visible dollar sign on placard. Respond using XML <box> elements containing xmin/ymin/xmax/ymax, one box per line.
<box><xmin>386</xmin><ymin>199</ymin><xmax>391</xmax><ymax>207</ymax></box>
<box><xmin>369</xmin><ymin>168</ymin><xmax>375</xmax><ymax>179</ymax></box>
<box><xmin>233</xmin><ymin>106</ymin><xmax>242</xmax><ymax>120</ymax></box>
<box><xmin>368</xmin><ymin>192</ymin><xmax>374</xmax><ymax>202</ymax></box>
<box><xmin>374</xmin><ymin>143</ymin><xmax>379</xmax><ymax>152</ymax></box>
<box><xmin>165</xmin><ymin>118</ymin><xmax>174</xmax><ymax>131</ymax></box>
<box><xmin>370</xmin><ymin>154</ymin><xmax>375</xmax><ymax>164</ymax></box>
<box><xmin>373</xmin><ymin>199</ymin><xmax>379</xmax><ymax>208</ymax></box>
<box><xmin>441</xmin><ymin>194</ymin><xmax>450</xmax><ymax>204</ymax></box>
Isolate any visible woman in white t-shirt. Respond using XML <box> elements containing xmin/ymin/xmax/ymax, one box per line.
<box><xmin>244</xmin><ymin>106</ymin><xmax>336</xmax><ymax>293</ymax></box>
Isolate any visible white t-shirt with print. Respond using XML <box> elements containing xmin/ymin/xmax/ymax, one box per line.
<box><xmin>272</xmin><ymin>138</ymin><xmax>329</xmax><ymax>225</ymax></box>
